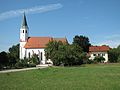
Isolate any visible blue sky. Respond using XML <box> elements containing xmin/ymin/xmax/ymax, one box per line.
<box><xmin>0</xmin><ymin>0</ymin><xmax>120</xmax><ymax>52</ymax></box>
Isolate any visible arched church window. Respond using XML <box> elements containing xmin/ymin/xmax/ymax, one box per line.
<box><xmin>41</xmin><ymin>52</ymin><xmax>43</xmax><ymax>60</ymax></box>
<box><xmin>32</xmin><ymin>50</ymin><xmax>34</xmax><ymax>54</ymax></box>
<box><xmin>23</xmin><ymin>30</ymin><xmax>24</xmax><ymax>33</ymax></box>
<box><xmin>26</xmin><ymin>30</ymin><xmax>27</xmax><ymax>33</ymax></box>
<box><xmin>28</xmin><ymin>52</ymin><xmax>30</xmax><ymax>58</ymax></box>
<box><xmin>25</xmin><ymin>50</ymin><xmax>27</xmax><ymax>58</ymax></box>
<box><xmin>38</xmin><ymin>50</ymin><xmax>40</xmax><ymax>54</ymax></box>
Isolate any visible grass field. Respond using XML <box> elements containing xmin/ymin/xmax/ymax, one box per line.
<box><xmin>0</xmin><ymin>64</ymin><xmax>120</xmax><ymax>90</ymax></box>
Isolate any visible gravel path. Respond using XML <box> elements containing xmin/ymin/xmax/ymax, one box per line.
<box><xmin>0</xmin><ymin>66</ymin><xmax>48</xmax><ymax>73</ymax></box>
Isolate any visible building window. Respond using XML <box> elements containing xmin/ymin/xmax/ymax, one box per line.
<box><xmin>26</xmin><ymin>30</ymin><xmax>27</xmax><ymax>33</ymax></box>
<box><xmin>23</xmin><ymin>30</ymin><xmax>24</xmax><ymax>33</ymax></box>
<box><xmin>41</xmin><ymin>52</ymin><xmax>43</xmax><ymax>60</ymax></box>
<box><xmin>93</xmin><ymin>54</ymin><xmax>96</xmax><ymax>56</ymax></box>
<box><xmin>32</xmin><ymin>50</ymin><xmax>34</xmax><ymax>54</ymax></box>
<box><xmin>102</xmin><ymin>53</ymin><xmax>105</xmax><ymax>56</ymax></box>
<box><xmin>98</xmin><ymin>54</ymin><xmax>100</xmax><ymax>56</ymax></box>
<box><xmin>25</xmin><ymin>50</ymin><xmax>27</xmax><ymax>58</ymax></box>
<box><xmin>28</xmin><ymin>52</ymin><xmax>30</xmax><ymax>58</ymax></box>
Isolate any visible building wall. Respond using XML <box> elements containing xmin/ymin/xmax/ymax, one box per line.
<box><xmin>25</xmin><ymin>48</ymin><xmax>46</xmax><ymax>64</ymax></box>
<box><xmin>20</xmin><ymin>28</ymin><xmax>28</xmax><ymax>42</ymax></box>
<box><xmin>89</xmin><ymin>52</ymin><xmax>108</xmax><ymax>62</ymax></box>
<box><xmin>20</xmin><ymin>42</ymin><xmax>26</xmax><ymax>59</ymax></box>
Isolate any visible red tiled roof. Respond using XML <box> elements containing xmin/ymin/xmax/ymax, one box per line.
<box><xmin>24</xmin><ymin>37</ymin><xmax>67</xmax><ymax>49</ymax></box>
<box><xmin>89</xmin><ymin>45</ymin><xmax>110</xmax><ymax>52</ymax></box>
<box><xmin>24</xmin><ymin>37</ymin><xmax>52</xmax><ymax>48</ymax></box>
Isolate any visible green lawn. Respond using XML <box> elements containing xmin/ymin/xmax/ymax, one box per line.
<box><xmin>0</xmin><ymin>64</ymin><xmax>120</xmax><ymax>90</ymax></box>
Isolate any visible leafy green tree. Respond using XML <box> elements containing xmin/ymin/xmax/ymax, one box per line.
<box><xmin>73</xmin><ymin>35</ymin><xmax>91</xmax><ymax>52</ymax></box>
<box><xmin>80</xmin><ymin>52</ymin><xmax>89</xmax><ymax>64</ymax></box>
<box><xmin>45</xmin><ymin>41</ymin><xmax>65</xmax><ymax>65</ymax></box>
<box><xmin>45</xmin><ymin>41</ymin><xmax>64</xmax><ymax>60</ymax></box>
<box><xmin>8</xmin><ymin>44</ymin><xmax>19</xmax><ymax>59</ymax></box>
<box><xmin>108</xmin><ymin>48</ymin><xmax>119</xmax><ymax>63</ymax></box>
<box><xmin>45</xmin><ymin>41</ymin><xmax>86</xmax><ymax>66</ymax></box>
<box><xmin>8</xmin><ymin>44</ymin><xmax>19</xmax><ymax>67</ymax></box>
<box><xmin>108</xmin><ymin>45</ymin><xmax>120</xmax><ymax>63</ymax></box>
<box><xmin>65</xmin><ymin>44</ymin><xmax>83</xmax><ymax>65</ymax></box>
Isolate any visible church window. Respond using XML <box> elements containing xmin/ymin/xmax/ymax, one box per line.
<box><xmin>28</xmin><ymin>52</ymin><xmax>30</xmax><ymax>58</ymax></box>
<box><xmin>25</xmin><ymin>50</ymin><xmax>27</xmax><ymax>58</ymax></box>
<box><xmin>93</xmin><ymin>54</ymin><xmax>96</xmax><ymax>56</ymax></box>
<box><xmin>23</xmin><ymin>30</ymin><xmax>24</xmax><ymax>33</ymax></box>
<box><xmin>102</xmin><ymin>53</ymin><xmax>105</xmax><ymax>56</ymax></box>
<box><xmin>26</xmin><ymin>30</ymin><xmax>27</xmax><ymax>33</ymax></box>
<box><xmin>98</xmin><ymin>54</ymin><xmax>100</xmax><ymax>56</ymax></box>
<box><xmin>32</xmin><ymin>50</ymin><xmax>34</xmax><ymax>54</ymax></box>
<box><xmin>41</xmin><ymin>52</ymin><xmax>43</xmax><ymax>60</ymax></box>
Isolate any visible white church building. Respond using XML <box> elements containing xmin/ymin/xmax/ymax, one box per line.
<box><xmin>19</xmin><ymin>13</ymin><xmax>67</xmax><ymax>64</ymax></box>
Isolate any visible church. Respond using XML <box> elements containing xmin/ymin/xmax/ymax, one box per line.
<box><xmin>19</xmin><ymin>13</ymin><xmax>68</xmax><ymax>64</ymax></box>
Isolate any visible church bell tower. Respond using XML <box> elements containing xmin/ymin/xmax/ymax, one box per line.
<box><xmin>20</xmin><ymin>13</ymin><xmax>29</xmax><ymax>59</ymax></box>
<box><xmin>20</xmin><ymin>13</ymin><xmax>28</xmax><ymax>42</ymax></box>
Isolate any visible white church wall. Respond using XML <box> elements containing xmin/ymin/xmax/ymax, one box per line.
<box><xmin>26</xmin><ymin>48</ymin><xmax>46</xmax><ymax>64</ymax></box>
<box><xmin>20</xmin><ymin>42</ymin><xmax>26</xmax><ymax>59</ymax></box>
<box><xmin>20</xmin><ymin>28</ymin><xmax>28</xmax><ymax>42</ymax></box>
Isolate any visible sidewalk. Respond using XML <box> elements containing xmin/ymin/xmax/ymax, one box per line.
<box><xmin>0</xmin><ymin>66</ymin><xmax>48</xmax><ymax>73</ymax></box>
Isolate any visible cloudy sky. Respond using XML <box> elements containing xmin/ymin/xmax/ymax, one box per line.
<box><xmin>0</xmin><ymin>0</ymin><xmax>120</xmax><ymax>51</ymax></box>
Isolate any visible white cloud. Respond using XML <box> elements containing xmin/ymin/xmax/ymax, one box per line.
<box><xmin>0</xmin><ymin>3</ymin><xmax>63</xmax><ymax>21</ymax></box>
<box><xmin>96</xmin><ymin>34</ymin><xmax>120</xmax><ymax>48</ymax></box>
<box><xmin>97</xmin><ymin>40</ymin><xmax>120</xmax><ymax>48</ymax></box>
<box><xmin>105</xmin><ymin>34</ymin><xmax>120</xmax><ymax>40</ymax></box>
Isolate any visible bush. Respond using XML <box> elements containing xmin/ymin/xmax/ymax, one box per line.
<box><xmin>28</xmin><ymin>63</ymin><xmax>36</xmax><ymax>67</ymax></box>
<box><xmin>0</xmin><ymin>64</ymin><xmax>3</xmax><ymax>70</ymax></box>
<box><xmin>94</xmin><ymin>56</ymin><xmax>105</xmax><ymax>63</ymax></box>
<box><xmin>84</xmin><ymin>59</ymin><xmax>94</xmax><ymax>64</ymax></box>
<box><xmin>117</xmin><ymin>56</ymin><xmax>120</xmax><ymax>63</ymax></box>
<box><xmin>15</xmin><ymin>55</ymin><xmax>39</xmax><ymax>68</ymax></box>
<box><xmin>15</xmin><ymin>62</ymin><xmax>23</xmax><ymax>69</ymax></box>
<box><xmin>15</xmin><ymin>59</ymin><xmax>29</xmax><ymax>68</ymax></box>
<box><xmin>29</xmin><ymin>54</ymin><xmax>39</xmax><ymax>65</ymax></box>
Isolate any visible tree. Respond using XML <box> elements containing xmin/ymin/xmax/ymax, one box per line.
<box><xmin>108</xmin><ymin>48</ymin><xmax>119</xmax><ymax>63</ymax></box>
<box><xmin>8</xmin><ymin>44</ymin><xmax>19</xmax><ymax>67</ymax></box>
<box><xmin>64</xmin><ymin>44</ymin><xmax>84</xmax><ymax>65</ymax></box>
<box><xmin>45</xmin><ymin>41</ymin><xmax>65</xmax><ymax>65</ymax></box>
<box><xmin>108</xmin><ymin>45</ymin><xmax>120</xmax><ymax>63</ymax></box>
<box><xmin>45</xmin><ymin>41</ymin><xmax>86</xmax><ymax>66</ymax></box>
<box><xmin>45</xmin><ymin>41</ymin><xmax>63</xmax><ymax>60</ymax></box>
<box><xmin>73</xmin><ymin>35</ymin><xmax>91</xmax><ymax>52</ymax></box>
<box><xmin>0</xmin><ymin>51</ymin><xmax>9</xmax><ymax>69</ymax></box>
<box><xmin>8</xmin><ymin>44</ymin><xmax>19</xmax><ymax>59</ymax></box>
